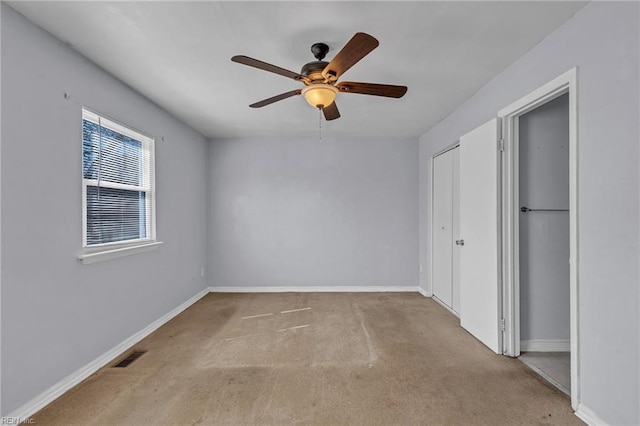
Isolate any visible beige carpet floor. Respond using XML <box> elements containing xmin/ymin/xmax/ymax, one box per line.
<box><xmin>32</xmin><ymin>293</ymin><xmax>582</xmax><ymax>425</ymax></box>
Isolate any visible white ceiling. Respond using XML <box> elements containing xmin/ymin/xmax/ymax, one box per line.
<box><xmin>7</xmin><ymin>1</ymin><xmax>587</xmax><ymax>139</ymax></box>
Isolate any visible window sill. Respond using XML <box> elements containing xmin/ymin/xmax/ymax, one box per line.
<box><xmin>77</xmin><ymin>241</ymin><xmax>163</xmax><ymax>265</ymax></box>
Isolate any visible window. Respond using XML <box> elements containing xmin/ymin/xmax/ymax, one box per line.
<box><xmin>79</xmin><ymin>108</ymin><xmax>159</xmax><ymax>263</ymax></box>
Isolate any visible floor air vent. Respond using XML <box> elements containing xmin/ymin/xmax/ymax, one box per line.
<box><xmin>112</xmin><ymin>350</ymin><xmax>147</xmax><ymax>368</ymax></box>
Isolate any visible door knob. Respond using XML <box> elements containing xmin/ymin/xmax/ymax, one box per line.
<box><xmin>455</xmin><ymin>239</ymin><xmax>464</xmax><ymax>246</ymax></box>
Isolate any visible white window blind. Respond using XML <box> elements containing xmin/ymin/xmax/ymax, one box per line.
<box><xmin>82</xmin><ymin>108</ymin><xmax>155</xmax><ymax>248</ymax></box>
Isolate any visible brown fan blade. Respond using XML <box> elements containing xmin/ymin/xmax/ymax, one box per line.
<box><xmin>336</xmin><ymin>82</ymin><xmax>407</xmax><ymax>98</ymax></box>
<box><xmin>322</xmin><ymin>33</ymin><xmax>379</xmax><ymax>81</ymax></box>
<box><xmin>249</xmin><ymin>89</ymin><xmax>301</xmax><ymax>108</ymax></box>
<box><xmin>232</xmin><ymin>55</ymin><xmax>306</xmax><ymax>81</ymax></box>
<box><xmin>323</xmin><ymin>102</ymin><xmax>340</xmax><ymax>121</ymax></box>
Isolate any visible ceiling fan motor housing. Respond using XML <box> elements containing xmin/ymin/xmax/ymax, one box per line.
<box><xmin>301</xmin><ymin>61</ymin><xmax>329</xmax><ymax>80</ymax></box>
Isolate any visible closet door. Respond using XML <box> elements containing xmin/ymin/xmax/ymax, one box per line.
<box><xmin>451</xmin><ymin>147</ymin><xmax>461</xmax><ymax>313</ymax></box>
<box><xmin>432</xmin><ymin>149</ymin><xmax>454</xmax><ymax>308</ymax></box>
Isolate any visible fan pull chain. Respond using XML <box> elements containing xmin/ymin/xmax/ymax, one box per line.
<box><xmin>318</xmin><ymin>107</ymin><xmax>322</xmax><ymax>141</ymax></box>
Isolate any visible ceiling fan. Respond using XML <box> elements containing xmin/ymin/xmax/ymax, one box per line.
<box><xmin>231</xmin><ymin>32</ymin><xmax>407</xmax><ymax>121</ymax></box>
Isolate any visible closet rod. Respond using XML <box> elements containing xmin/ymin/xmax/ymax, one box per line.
<box><xmin>520</xmin><ymin>206</ymin><xmax>569</xmax><ymax>213</ymax></box>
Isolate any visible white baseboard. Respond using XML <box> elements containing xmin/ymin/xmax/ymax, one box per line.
<box><xmin>417</xmin><ymin>287</ymin><xmax>431</xmax><ymax>298</ymax></box>
<box><xmin>431</xmin><ymin>295</ymin><xmax>460</xmax><ymax>318</ymax></box>
<box><xmin>7</xmin><ymin>288</ymin><xmax>210</xmax><ymax>421</ymax></box>
<box><xmin>209</xmin><ymin>286</ymin><xmax>419</xmax><ymax>293</ymax></box>
<box><xmin>575</xmin><ymin>403</ymin><xmax>608</xmax><ymax>426</ymax></box>
<box><xmin>520</xmin><ymin>339</ymin><xmax>570</xmax><ymax>352</ymax></box>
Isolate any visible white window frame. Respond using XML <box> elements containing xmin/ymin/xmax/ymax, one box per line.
<box><xmin>78</xmin><ymin>108</ymin><xmax>161</xmax><ymax>264</ymax></box>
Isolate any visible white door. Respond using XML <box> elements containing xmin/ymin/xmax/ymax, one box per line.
<box><xmin>432</xmin><ymin>149</ymin><xmax>454</xmax><ymax>308</ymax></box>
<box><xmin>451</xmin><ymin>147</ymin><xmax>461</xmax><ymax>313</ymax></box>
<box><xmin>459</xmin><ymin>118</ymin><xmax>501</xmax><ymax>353</ymax></box>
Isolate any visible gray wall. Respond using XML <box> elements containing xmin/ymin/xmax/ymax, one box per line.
<box><xmin>208</xmin><ymin>136</ymin><xmax>419</xmax><ymax>288</ymax></box>
<box><xmin>419</xmin><ymin>2</ymin><xmax>639</xmax><ymax>424</ymax></box>
<box><xmin>519</xmin><ymin>94</ymin><xmax>570</xmax><ymax>343</ymax></box>
<box><xmin>1</xmin><ymin>5</ymin><xmax>209</xmax><ymax>414</ymax></box>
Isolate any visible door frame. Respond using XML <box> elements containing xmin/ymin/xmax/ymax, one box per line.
<box><xmin>498</xmin><ymin>68</ymin><xmax>579</xmax><ymax>409</ymax></box>
<box><xmin>429</xmin><ymin>143</ymin><xmax>460</xmax><ymax>316</ymax></box>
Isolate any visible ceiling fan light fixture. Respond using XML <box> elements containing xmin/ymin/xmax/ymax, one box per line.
<box><xmin>301</xmin><ymin>84</ymin><xmax>338</xmax><ymax>109</ymax></box>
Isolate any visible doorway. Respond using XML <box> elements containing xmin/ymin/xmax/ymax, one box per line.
<box><xmin>517</xmin><ymin>93</ymin><xmax>570</xmax><ymax>394</ymax></box>
<box><xmin>499</xmin><ymin>68</ymin><xmax>578</xmax><ymax>407</ymax></box>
